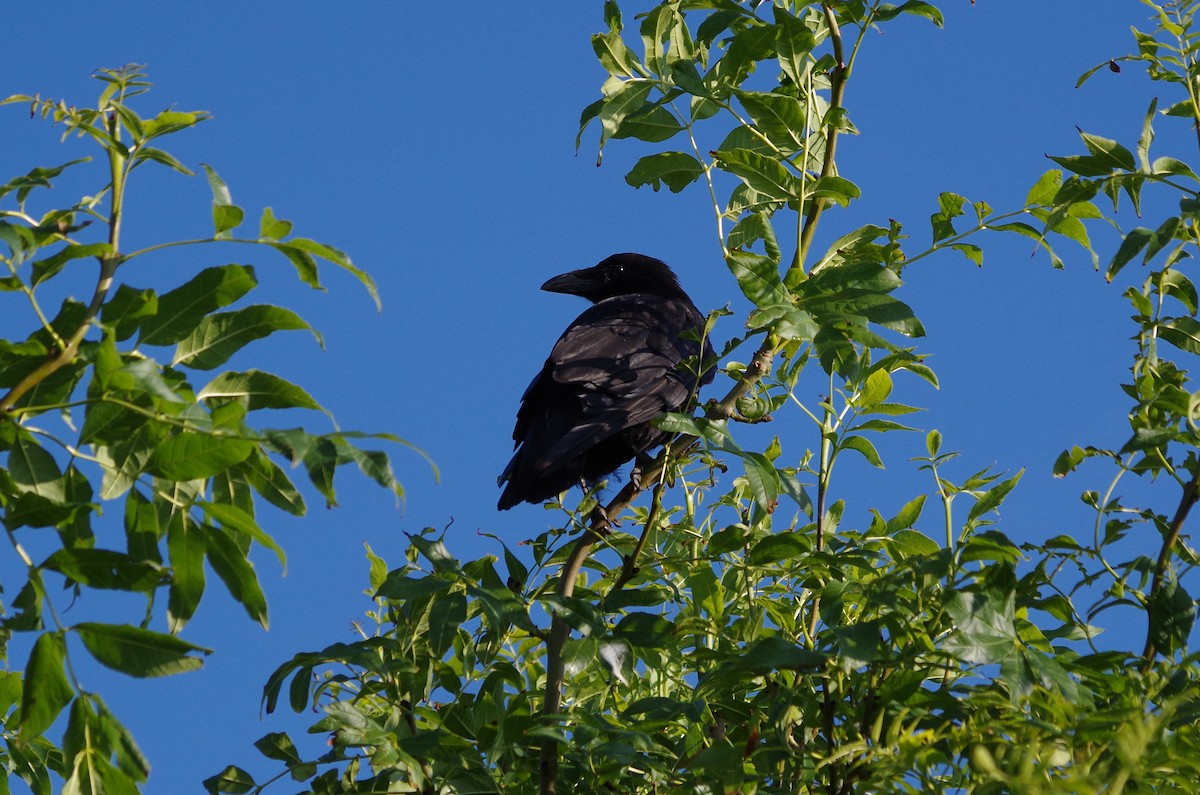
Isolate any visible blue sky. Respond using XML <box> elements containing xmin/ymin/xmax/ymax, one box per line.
<box><xmin>0</xmin><ymin>1</ymin><xmax>1187</xmax><ymax>790</ymax></box>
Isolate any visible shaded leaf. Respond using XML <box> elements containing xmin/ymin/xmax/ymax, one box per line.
<box><xmin>73</xmin><ymin>622</ymin><xmax>211</xmax><ymax>678</ymax></box>
<box><xmin>147</xmin><ymin>433</ymin><xmax>255</xmax><ymax>481</ymax></box>
<box><xmin>205</xmin><ymin>525</ymin><xmax>269</xmax><ymax>629</ymax></box>
<box><xmin>19</xmin><ymin>633</ymin><xmax>73</xmax><ymax>738</ymax></box>
<box><xmin>625</xmin><ymin>151</ymin><xmax>705</xmax><ymax>192</ymax></box>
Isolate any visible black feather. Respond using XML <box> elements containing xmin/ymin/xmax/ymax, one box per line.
<box><xmin>498</xmin><ymin>253</ymin><xmax>714</xmax><ymax>510</ymax></box>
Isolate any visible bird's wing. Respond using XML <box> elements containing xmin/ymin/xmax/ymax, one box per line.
<box><xmin>499</xmin><ymin>290</ymin><xmax>711</xmax><ymax>508</ymax></box>
<box><xmin>528</xmin><ymin>295</ymin><xmax>703</xmax><ymax>466</ymax></box>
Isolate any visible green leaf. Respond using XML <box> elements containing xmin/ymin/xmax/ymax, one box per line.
<box><xmin>266</xmin><ymin>242</ymin><xmax>321</xmax><ymax>292</ymax></box>
<box><xmin>611</xmin><ymin>104</ymin><xmax>683</xmax><ymax>143</ymax></box>
<box><xmin>101</xmin><ymin>284</ymin><xmax>158</xmax><ymax>341</ymax></box>
<box><xmin>747</xmin><ymin>531</ymin><xmax>810</xmax><ymax>564</ymax></box>
<box><xmin>624</xmin><ymin>151</ymin><xmax>705</xmax><ymax>192</ymax></box>
<box><xmin>886</xmin><ymin>494</ymin><xmax>927</xmax><ymax>534</ymax></box>
<box><xmin>42</xmin><ymin>548</ymin><xmax>163</xmax><ymax>592</ymax></box>
<box><xmin>147</xmin><ymin>433</ymin><xmax>255</xmax><ymax>480</ymax></box>
<box><xmin>258</xmin><ymin>207</ymin><xmax>293</xmax><ymax>240</ymax></box>
<box><xmin>205</xmin><ymin>525</ymin><xmax>269</xmax><ymax>629</ymax></box>
<box><xmin>198</xmin><ymin>370</ymin><xmax>324</xmax><ymax>413</ymax></box>
<box><xmin>237</xmin><ymin>449</ymin><xmax>305</xmax><ymax>516</ymax></box>
<box><xmin>715</xmin><ymin>21</ymin><xmax>777</xmax><ymax>86</ymax></box>
<box><xmin>1047</xmin><ymin>153</ymin><xmax>1119</xmax><ymax>178</ymax></box>
<box><xmin>1160</xmin><ymin>269</ymin><xmax>1198</xmax><ymax>314</ymax></box>
<box><xmin>774</xmin><ymin>7</ymin><xmax>818</xmax><ymax>86</ymax></box>
<box><xmin>736</xmin><ymin>90</ymin><xmax>807</xmax><ymax>151</ymax></box>
<box><xmin>427</xmin><ymin>593</ymin><xmax>467</xmax><ymax>658</ymax></box>
<box><xmin>374</xmin><ymin>573</ymin><xmax>453</xmax><ymax>601</ymax></box>
<box><xmin>742</xmin><ymin>451</ymin><xmax>781</xmax><ymax>512</ymax></box>
<box><xmin>172</xmin><ymin>304</ymin><xmax>319</xmax><ymax>370</ymax></box>
<box><xmin>1025</xmin><ymin>169</ymin><xmax>1062</xmax><ymax>206</ymax></box>
<box><xmin>19</xmin><ymin>632</ymin><xmax>74</xmax><ymax>738</ymax></box>
<box><xmin>943</xmin><ymin>589</ymin><xmax>1017</xmax><ymax>664</ymax></box>
<box><xmin>881</xmin><ymin>0</ymin><xmax>944</xmax><ymax>26</ymax></box>
<box><xmin>1148</xmin><ymin>580</ymin><xmax>1195</xmax><ymax>656</ymax></box>
<box><xmin>272</xmin><ymin>237</ymin><xmax>378</xmax><ymax>308</ymax></box>
<box><xmin>198</xmin><ymin>501</ymin><xmax>286</xmax><ymax>570</ymax></box>
<box><xmin>72</xmin><ymin>623</ymin><xmax>211</xmax><ymax>678</ymax></box>
<box><xmin>725</xmin><ymin>250</ymin><xmax>787</xmax><ymax>307</ymax></box>
<box><xmin>254</xmin><ymin>732</ymin><xmax>302</xmax><ymax>766</ymax></box>
<box><xmin>132</xmin><ymin>145</ymin><xmax>195</xmax><ymax>175</ymax></box>
<box><xmin>712</xmin><ymin>148</ymin><xmax>800</xmax><ymax>201</ymax></box>
<box><xmin>142</xmin><ymin>108</ymin><xmax>206</xmax><ymax>139</ymax></box>
<box><xmin>139</xmin><ymin>264</ymin><xmax>258</xmax><ymax>346</ymax></box>
<box><xmin>1158</xmin><ymin>316</ymin><xmax>1200</xmax><ymax>354</ymax></box>
<box><xmin>1105</xmin><ymin>227</ymin><xmax>1154</xmax><ymax>281</ymax></box>
<box><xmin>728</xmin><ymin>212</ymin><xmax>781</xmax><ymax>261</ymax></box>
<box><xmin>891</xmin><ymin>528</ymin><xmax>941</xmax><ymax>558</ymax></box>
<box><xmin>9</xmin><ymin>435</ymin><xmax>64</xmax><ymax>501</ymax></box>
<box><xmin>967</xmin><ymin>469</ymin><xmax>1023</xmax><ymax>523</ymax></box>
<box><xmin>841</xmin><ymin>435</ymin><xmax>883</xmax><ymax>468</ymax></box>
<box><xmin>852</xmin><ymin>418</ymin><xmax>916</xmax><ymax>434</ymax></box>
<box><xmin>952</xmin><ymin>242</ymin><xmax>984</xmax><ymax>266</ymax></box>
<box><xmin>814</xmin><ymin>325</ymin><xmax>858</xmax><ymax>376</ymax></box>
<box><xmin>31</xmin><ymin>243</ymin><xmax>111</xmax><ymax>286</ymax></box>
<box><xmin>613</xmin><ymin>613</ymin><xmax>674</xmax><ymax>648</ymax></box>
<box><xmin>833</xmin><ymin>622</ymin><xmax>882</xmax><ymax>668</ymax></box>
<box><xmin>811</xmin><ymin>175</ymin><xmax>861</xmax><ymax>207</ymax></box>
<box><xmin>201</xmin><ymin>164</ymin><xmax>244</xmax><ymax>237</ymax></box>
<box><xmin>930</xmin><ymin>191</ymin><xmax>966</xmax><ymax>242</ymax></box>
<box><xmin>961</xmin><ymin>530</ymin><xmax>1022</xmax><ymax>564</ymax></box>
<box><xmin>592</xmin><ymin>31</ymin><xmax>641</xmax><ymax>79</ymax></box>
<box><xmin>1078</xmin><ymin>129</ymin><xmax>1136</xmax><ymax>171</ymax></box>
<box><xmin>747</xmin><ymin>302</ymin><xmax>818</xmax><ymax>340</ymax></box>
<box><xmin>123</xmin><ymin>488</ymin><xmax>162</xmax><ymax>564</ymax></box>
<box><xmin>806</xmin><ymin>261</ymin><xmax>901</xmax><ymax>294</ymax></box>
<box><xmin>93</xmin><ymin>424</ymin><xmax>157</xmax><ymax>500</ymax></box>
<box><xmin>1142</xmin><ymin>215</ymin><xmax>1181</xmax><ymax>264</ymax></box>
<box><xmin>738</xmin><ymin>636</ymin><xmax>825</xmax><ymax>670</ymax></box>
<box><xmin>859</xmin><ymin>368</ymin><xmax>893</xmax><ymax>406</ymax></box>
<box><xmin>1152</xmin><ymin>156</ymin><xmax>1200</xmax><ymax>180</ymax></box>
<box><xmin>167</xmin><ymin>509</ymin><xmax>206</xmax><ymax>633</ymax></box>
<box><xmin>809</xmin><ymin>292</ymin><xmax>924</xmax><ymax>337</ymax></box>
<box><xmin>0</xmin><ymin>157</ymin><xmax>90</xmax><ymax>204</ymax></box>
<box><xmin>926</xmin><ymin>429</ymin><xmax>942</xmax><ymax>457</ymax></box>
<box><xmin>203</xmin><ymin>766</ymin><xmax>257</xmax><ymax>795</ymax></box>
<box><xmin>598</xmin><ymin>80</ymin><xmax>654</xmax><ymax>147</ymax></box>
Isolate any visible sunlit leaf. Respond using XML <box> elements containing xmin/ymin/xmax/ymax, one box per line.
<box><xmin>172</xmin><ymin>305</ymin><xmax>320</xmax><ymax>370</ymax></box>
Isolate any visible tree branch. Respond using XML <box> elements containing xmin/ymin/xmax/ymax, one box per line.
<box><xmin>1141</xmin><ymin>468</ymin><xmax>1200</xmax><ymax>664</ymax></box>
<box><xmin>538</xmin><ymin>333</ymin><xmax>778</xmax><ymax>793</ymax></box>
<box><xmin>791</xmin><ymin>3</ymin><xmax>849</xmax><ymax>277</ymax></box>
<box><xmin>0</xmin><ymin>111</ymin><xmax>125</xmax><ymax>417</ymax></box>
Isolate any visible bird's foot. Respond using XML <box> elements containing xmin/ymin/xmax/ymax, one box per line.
<box><xmin>590</xmin><ymin>502</ymin><xmax>617</xmax><ymax>533</ymax></box>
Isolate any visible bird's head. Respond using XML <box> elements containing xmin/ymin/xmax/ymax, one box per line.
<box><xmin>541</xmin><ymin>253</ymin><xmax>688</xmax><ymax>303</ymax></box>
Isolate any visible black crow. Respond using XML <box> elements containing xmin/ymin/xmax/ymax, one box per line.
<box><xmin>498</xmin><ymin>253</ymin><xmax>714</xmax><ymax>510</ymax></box>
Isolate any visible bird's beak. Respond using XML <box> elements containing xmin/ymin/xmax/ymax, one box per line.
<box><xmin>541</xmin><ymin>267</ymin><xmax>600</xmax><ymax>296</ymax></box>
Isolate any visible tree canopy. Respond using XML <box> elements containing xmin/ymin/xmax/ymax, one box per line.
<box><xmin>3</xmin><ymin>2</ymin><xmax>1200</xmax><ymax>794</ymax></box>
